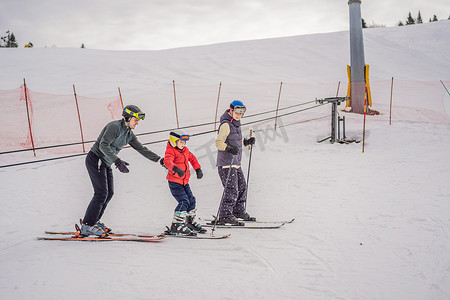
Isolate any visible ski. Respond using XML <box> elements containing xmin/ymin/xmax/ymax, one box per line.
<box><xmin>199</xmin><ymin>216</ymin><xmax>295</xmax><ymax>224</ymax></box>
<box><xmin>44</xmin><ymin>231</ymin><xmax>229</xmax><ymax>240</ymax></box>
<box><xmin>44</xmin><ymin>231</ymin><xmax>163</xmax><ymax>239</ymax></box>
<box><xmin>202</xmin><ymin>222</ymin><xmax>285</xmax><ymax>229</ymax></box>
<box><xmin>46</xmin><ymin>223</ymin><xmax>165</xmax><ymax>239</ymax></box>
<box><xmin>163</xmin><ymin>226</ymin><xmax>230</xmax><ymax>239</ymax></box>
<box><xmin>37</xmin><ymin>236</ymin><xmax>165</xmax><ymax>242</ymax></box>
<box><xmin>165</xmin><ymin>233</ymin><xmax>231</xmax><ymax>239</ymax></box>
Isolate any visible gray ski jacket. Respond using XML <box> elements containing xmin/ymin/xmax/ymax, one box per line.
<box><xmin>90</xmin><ymin>119</ymin><xmax>160</xmax><ymax>167</ymax></box>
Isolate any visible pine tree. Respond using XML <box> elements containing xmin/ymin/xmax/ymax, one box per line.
<box><xmin>417</xmin><ymin>11</ymin><xmax>423</xmax><ymax>24</ymax></box>
<box><xmin>81</xmin><ymin>43</ymin><xmax>85</xmax><ymax>49</ymax></box>
<box><xmin>9</xmin><ymin>33</ymin><xmax>18</xmax><ymax>47</ymax></box>
<box><xmin>406</xmin><ymin>12</ymin><xmax>415</xmax><ymax>25</ymax></box>
<box><xmin>432</xmin><ymin>15</ymin><xmax>438</xmax><ymax>21</ymax></box>
<box><xmin>1</xmin><ymin>32</ymin><xmax>6</xmax><ymax>47</ymax></box>
<box><xmin>397</xmin><ymin>21</ymin><xmax>404</xmax><ymax>26</ymax></box>
<box><xmin>0</xmin><ymin>31</ymin><xmax>19</xmax><ymax>48</ymax></box>
<box><xmin>361</xmin><ymin>18</ymin><xmax>367</xmax><ymax>28</ymax></box>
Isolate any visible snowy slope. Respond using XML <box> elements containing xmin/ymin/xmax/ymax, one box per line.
<box><xmin>0</xmin><ymin>21</ymin><xmax>448</xmax><ymax>96</ymax></box>
<box><xmin>1</xmin><ymin>21</ymin><xmax>449</xmax><ymax>300</ymax></box>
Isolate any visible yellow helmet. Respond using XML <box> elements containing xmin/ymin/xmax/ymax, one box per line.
<box><xmin>169</xmin><ymin>129</ymin><xmax>189</xmax><ymax>147</ymax></box>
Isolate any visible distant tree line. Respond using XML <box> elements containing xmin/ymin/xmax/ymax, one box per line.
<box><xmin>361</xmin><ymin>19</ymin><xmax>385</xmax><ymax>28</ymax></box>
<box><xmin>0</xmin><ymin>30</ymin><xmax>86</xmax><ymax>48</ymax></box>
<box><xmin>2</xmin><ymin>10</ymin><xmax>449</xmax><ymax>48</ymax></box>
<box><xmin>362</xmin><ymin>11</ymin><xmax>448</xmax><ymax>28</ymax></box>
<box><xmin>397</xmin><ymin>11</ymin><xmax>447</xmax><ymax>26</ymax></box>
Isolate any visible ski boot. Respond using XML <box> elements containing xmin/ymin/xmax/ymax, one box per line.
<box><xmin>96</xmin><ymin>221</ymin><xmax>112</xmax><ymax>233</ymax></box>
<box><xmin>78</xmin><ymin>223</ymin><xmax>108</xmax><ymax>237</ymax></box>
<box><xmin>80</xmin><ymin>218</ymin><xmax>112</xmax><ymax>233</ymax></box>
<box><xmin>186</xmin><ymin>209</ymin><xmax>207</xmax><ymax>234</ymax></box>
<box><xmin>211</xmin><ymin>215</ymin><xmax>244</xmax><ymax>226</ymax></box>
<box><xmin>234</xmin><ymin>211</ymin><xmax>257</xmax><ymax>222</ymax></box>
<box><xmin>164</xmin><ymin>211</ymin><xmax>197</xmax><ymax>236</ymax></box>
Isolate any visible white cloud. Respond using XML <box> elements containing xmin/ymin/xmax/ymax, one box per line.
<box><xmin>0</xmin><ymin>0</ymin><xmax>448</xmax><ymax>50</ymax></box>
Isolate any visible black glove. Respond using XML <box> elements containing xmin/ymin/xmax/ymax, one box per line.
<box><xmin>195</xmin><ymin>168</ymin><xmax>203</xmax><ymax>179</ymax></box>
<box><xmin>243</xmin><ymin>137</ymin><xmax>256</xmax><ymax>146</ymax></box>
<box><xmin>159</xmin><ymin>158</ymin><xmax>167</xmax><ymax>169</ymax></box>
<box><xmin>225</xmin><ymin>145</ymin><xmax>239</xmax><ymax>155</ymax></box>
<box><xmin>114</xmin><ymin>158</ymin><xmax>129</xmax><ymax>173</ymax></box>
<box><xmin>172</xmin><ymin>166</ymin><xmax>184</xmax><ymax>177</ymax></box>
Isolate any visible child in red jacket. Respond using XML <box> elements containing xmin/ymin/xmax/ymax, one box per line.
<box><xmin>163</xmin><ymin>129</ymin><xmax>205</xmax><ymax>235</ymax></box>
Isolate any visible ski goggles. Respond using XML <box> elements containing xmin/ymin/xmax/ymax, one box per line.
<box><xmin>179</xmin><ymin>135</ymin><xmax>189</xmax><ymax>141</ymax></box>
<box><xmin>170</xmin><ymin>132</ymin><xmax>190</xmax><ymax>141</ymax></box>
<box><xmin>232</xmin><ymin>106</ymin><xmax>246</xmax><ymax>114</ymax></box>
<box><xmin>125</xmin><ymin>108</ymin><xmax>146</xmax><ymax>120</ymax></box>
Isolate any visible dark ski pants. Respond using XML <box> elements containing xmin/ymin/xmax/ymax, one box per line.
<box><xmin>217</xmin><ymin>166</ymin><xmax>247</xmax><ymax>219</ymax></box>
<box><xmin>82</xmin><ymin>151</ymin><xmax>114</xmax><ymax>226</ymax></box>
<box><xmin>168</xmin><ymin>181</ymin><xmax>196</xmax><ymax>212</ymax></box>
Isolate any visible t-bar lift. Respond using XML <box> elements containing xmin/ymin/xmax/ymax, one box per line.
<box><xmin>316</xmin><ymin>97</ymin><xmax>351</xmax><ymax>144</ymax></box>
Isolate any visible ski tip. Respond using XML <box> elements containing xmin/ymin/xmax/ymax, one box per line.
<box><xmin>210</xmin><ymin>233</ymin><xmax>231</xmax><ymax>238</ymax></box>
<box><xmin>207</xmin><ymin>233</ymin><xmax>231</xmax><ymax>239</ymax></box>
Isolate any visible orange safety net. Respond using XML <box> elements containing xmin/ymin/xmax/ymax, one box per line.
<box><xmin>1</xmin><ymin>80</ymin><xmax>448</xmax><ymax>158</ymax></box>
<box><xmin>369</xmin><ymin>79</ymin><xmax>449</xmax><ymax>124</ymax></box>
<box><xmin>0</xmin><ymin>85</ymin><xmax>122</xmax><ymax>154</ymax></box>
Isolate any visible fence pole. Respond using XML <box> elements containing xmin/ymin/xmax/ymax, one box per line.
<box><xmin>362</xmin><ymin>86</ymin><xmax>367</xmax><ymax>153</ymax></box>
<box><xmin>274</xmin><ymin>82</ymin><xmax>283</xmax><ymax>130</ymax></box>
<box><xmin>23</xmin><ymin>78</ymin><xmax>36</xmax><ymax>156</ymax></box>
<box><xmin>172</xmin><ymin>80</ymin><xmax>180</xmax><ymax>128</ymax></box>
<box><xmin>214</xmin><ymin>82</ymin><xmax>222</xmax><ymax>131</ymax></box>
<box><xmin>73</xmin><ymin>85</ymin><xmax>86</xmax><ymax>153</ymax></box>
<box><xmin>440</xmin><ymin>80</ymin><xmax>450</xmax><ymax>96</ymax></box>
<box><xmin>118</xmin><ymin>87</ymin><xmax>124</xmax><ymax>109</ymax></box>
<box><xmin>336</xmin><ymin>81</ymin><xmax>341</xmax><ymax>97</ymax></box>
<box><xmin>389</xmin><ymin>77</ymin><xmax>394</xmax><ymax>125</ymax></box>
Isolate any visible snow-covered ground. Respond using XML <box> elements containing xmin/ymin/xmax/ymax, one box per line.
<box><xmin>1</xmin><ymin>21</ymin><xmax>449</xmax><ymax>299</ymax></box>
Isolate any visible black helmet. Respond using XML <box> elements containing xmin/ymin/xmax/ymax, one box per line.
<box><xmin>122</xmin><ymin>105</ymin><xmax>145</xmax><ymax>121</ymax></box>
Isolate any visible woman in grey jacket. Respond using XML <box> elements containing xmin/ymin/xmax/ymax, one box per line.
<box><xmin>80</xmin><ymin>105</ymin><xmax>163</xmax><ymax>237</ymax></box>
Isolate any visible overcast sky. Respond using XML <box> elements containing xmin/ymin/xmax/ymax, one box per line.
<box><xmin>0</xmin><ymin>0</ymin><xmax>448</xmax><ymax>50</ymax></box>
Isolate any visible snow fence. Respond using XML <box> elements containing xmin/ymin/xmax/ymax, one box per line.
<box><xmin>0</xmin><ymin>85</ymin><xmax>123</xmax><ymax>154</ymax></box>
<box><xmin>0</xmin><ymin>79</ymin><xmax>448</xmax><ymax>161</ymax></box>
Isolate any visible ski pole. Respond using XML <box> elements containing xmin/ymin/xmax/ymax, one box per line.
<box><xmin>212</xmin><ymin>155</ymin><xmax>235</xmax><ymax>233</ymax></box>
<box><xmin>244</xmin><ymin>132</ymin><xmax>254</xmax><ymax>212</ymax></box>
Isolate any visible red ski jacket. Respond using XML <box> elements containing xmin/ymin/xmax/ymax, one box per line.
<box><xmin>164</xmin><ymin>142</ymin><xmax>201</xmax><ymax>185</ymax></box>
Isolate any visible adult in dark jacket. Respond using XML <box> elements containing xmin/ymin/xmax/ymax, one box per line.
<box><xmin>80</xmin><ymin>105</ymin><xmax>163</xmax><ymax>237</ymax></box>
<box><xmin>215</xmin><ymin>100</ymin><xmax>256</xmax><ymax>225</ymax></box>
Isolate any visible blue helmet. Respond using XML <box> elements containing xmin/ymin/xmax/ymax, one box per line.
<box><xmin>229</xmin><ymin>100</ymin><xmax>246</xmax><ymax>114</ymax></box>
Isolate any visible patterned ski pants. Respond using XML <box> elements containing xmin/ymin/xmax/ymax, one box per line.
<box><xmin>217</xmin><ymin>166</ymin><xmax>247</xmax><ymax>219</ymax></box>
